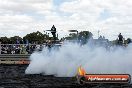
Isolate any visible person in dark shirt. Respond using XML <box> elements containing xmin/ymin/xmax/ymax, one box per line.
<box><xmin>118</xmin><ymin>33</ymin><xmax>123</xmax><ymax>41</ymax></box>
<box><xmin>118</xmin><ymin>33</ymin><xmax>123</xmax><ymax>45</ymax></box>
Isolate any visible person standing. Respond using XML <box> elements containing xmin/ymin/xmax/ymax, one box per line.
<box><xmin>118</xmin><ymin>33</ymin><xmax>123</xmax><ymax>45</ymax></box>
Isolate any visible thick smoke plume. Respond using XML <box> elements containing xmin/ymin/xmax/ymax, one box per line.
<box><xmin>25</xmin><ymin>42</ymin><xmax>132</xmax><ymax>77</ymax></box>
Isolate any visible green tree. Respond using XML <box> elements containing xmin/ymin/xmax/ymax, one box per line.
<box><xmin>9</xmin><ymin>36</ymin><xmax>22</xmax><ymax>44</ymax></box>
<box><xmin>78</xmin><ymin>31</ymin><xmax>93</xmax><ymax>39</ymax></box>
<box><xmin>0</xmin><ymin>37</ymin><xmax>9</xmax><ymax>44</ymax></box>
<box><xmin>64</xmin><ymin>31</ymin><xmax>93</xmax><ymax>44</ymax></box>
<box><xmin>78</xmin><ymin>31</ymin><xmax>93</xmax><ymax>44</ymax></box>
<box><xmin>126</xmin><ymin>38</ymin><xmax>131</xmax><ymax>44</ymax></box>
<box><xmin>23</xmin><ymin>31</ymin><xmax>48</xmax><ymax>44</ymax></box>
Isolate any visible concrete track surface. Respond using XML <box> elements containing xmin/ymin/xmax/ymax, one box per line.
<box><xmin>0</xmin><ymin>65</ymin><xmax>132</xmax><ymax>88</ymax></box>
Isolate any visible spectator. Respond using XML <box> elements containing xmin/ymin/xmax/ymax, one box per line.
<box><xmin>118</xmin><ymin>33</ymin><xmax>123</xmax><ymax>42</ymax></box>
<box><xmin>118</xmin><ymin>33</ymin><xmax>123</xmax><ymax>45</ymax></box>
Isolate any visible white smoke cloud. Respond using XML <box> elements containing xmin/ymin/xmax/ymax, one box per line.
<box><xmin>25</xmin><ymin>42</ymin><xmax>132</xmax><ymax>77</ymax></box>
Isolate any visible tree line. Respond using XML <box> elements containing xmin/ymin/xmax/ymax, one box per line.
<box><xmin>0</xmin><ymin>31</ymin><xmax>93</xmax><ymax>44</ymax></box>
<box><xmin>0</xmin><ymin>30</ymin><xmax>131</xmax><ymax>45</ymax></box>
<box><xmin>0</xmin><ymin>31</ymin><xmax>50</xmax><ymax>44</ymax></box>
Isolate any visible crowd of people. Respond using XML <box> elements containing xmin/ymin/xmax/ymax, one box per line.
<box><xmin>0</xmin><ymin>33</ymin><xmax>131</xmax><ymax>54</ymax></box>
<box><xmin>0</xmin><ymin>39</ymin><xmax>63</xmax><ymax>54</ymax></box>
<box><xmin>0</xmin><ymin>44</ymin><xmax>44</xmax><ymax>54</ymax></box>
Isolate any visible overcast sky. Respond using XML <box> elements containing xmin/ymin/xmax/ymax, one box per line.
<box><xmin>0</xmin><ymin>0</ymin><xmax>132</xmax><ymax>40</ymax></box>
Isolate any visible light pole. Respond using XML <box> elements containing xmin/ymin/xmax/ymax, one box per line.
<box><xmin>98</xmin><ymin>30</ymin><xmax>100</xmax><ymax>39</ymax></box>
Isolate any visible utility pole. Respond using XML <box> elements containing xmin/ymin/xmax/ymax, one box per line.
<box><xmin>98</xmin><ymin>30</ymin><xmax>100</xmax><ymax>38</ymax></box>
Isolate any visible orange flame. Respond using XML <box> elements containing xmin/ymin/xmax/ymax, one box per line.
<box><xmin>78</xmin><ymin>66</ymin><xmax>86</xmax><ymax>76</ymax></box>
